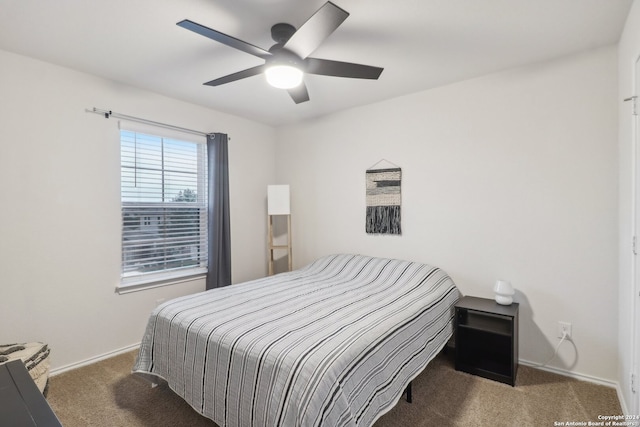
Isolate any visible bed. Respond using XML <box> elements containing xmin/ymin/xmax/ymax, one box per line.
<box><xmin>133</xmin><ymin>254</ymin><xmax>460</xmax><ymax>427</ymax></box>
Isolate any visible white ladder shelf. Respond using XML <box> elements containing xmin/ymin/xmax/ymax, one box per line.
<box><xmin>268</xmin><ymin>214</ymin><xmax>292</xmax><ymax>275</ymax></box>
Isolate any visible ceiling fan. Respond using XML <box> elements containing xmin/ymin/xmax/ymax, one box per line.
<box><xmin>177</xmin><ymin>1</ymin><xmax>383</xmax><ymax>104</ymax></box>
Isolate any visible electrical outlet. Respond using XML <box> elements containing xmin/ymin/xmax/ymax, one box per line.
<box><xmin>558</xmin><ymin>321</ymin><xmax>572</xmax><ymax>339</ymax></box>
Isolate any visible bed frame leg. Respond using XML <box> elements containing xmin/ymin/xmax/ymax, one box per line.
<box><xmin>404</xmin><ymin>382</ymin><xmax>412</xmax><ymax>403</ymax></box>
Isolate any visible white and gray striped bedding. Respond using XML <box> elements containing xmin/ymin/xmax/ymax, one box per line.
<box><xmin>133</xmin><ymin>254</ymin><xmax>460</xmax><ymax>427</ymax></box>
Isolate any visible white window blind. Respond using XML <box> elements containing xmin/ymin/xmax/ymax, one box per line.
<box><xmin>120</xmin><ymin>129</ymin><xmax>208</xmax><ymax>287</ymax></box>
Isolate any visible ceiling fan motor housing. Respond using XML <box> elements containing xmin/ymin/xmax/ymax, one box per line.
<box><xmin>267</xmin><ymin>47</ymin><xmax>305</xmax><ymax>71</ymax></box>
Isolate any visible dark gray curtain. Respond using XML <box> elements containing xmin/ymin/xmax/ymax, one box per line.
<box><xmin>206</xmin><ymin>133</ymin><xmax>231</xmax><ymax>289</ymax></box>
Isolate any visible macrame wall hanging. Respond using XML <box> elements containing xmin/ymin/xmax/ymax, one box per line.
<box><xmin>366</xmin><ymin>160</ymin><xmax>402</xmax><ymax>235</ymax></box>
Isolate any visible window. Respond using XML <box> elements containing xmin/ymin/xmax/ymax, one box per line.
<box><xmin>120</xmin><ymin>129</ymin><xmax>208</xmax><ymax>288</ymax></box>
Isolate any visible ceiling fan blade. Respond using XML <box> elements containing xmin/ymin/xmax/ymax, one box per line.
<box><xmin>305</xmin><ymin>58</ymin><xmax>383</xmax><ymax>79</ymax></box>
<box><xmin>204</xmin><ymin>65</ymin><xmax>266</xmax><ymax>86</ymax></box>
<box><xmin>288</xmin><ymin>82</ymin><xmax>310</xmax><ymax>104</ymax></box>
<box><xmin>177</xmin><ymin>19</ymin><xmax>271</xmax><ymax>59</ymax></box>
<box><xmin>283</xmin><ymin>2</ymin><xmax>349</xmax><ymax>59</ymax></box>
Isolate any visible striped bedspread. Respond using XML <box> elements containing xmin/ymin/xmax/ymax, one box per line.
<box><xmin>133</xmin><ymin>254</ymin><xmax>460</xmax><ymax>427</ymax></box>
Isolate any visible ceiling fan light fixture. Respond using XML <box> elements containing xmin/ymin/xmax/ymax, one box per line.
<box><xmin>265</xmin><ymin>65</ymin><xmax>304</xmax><ymax>89</ymax></box>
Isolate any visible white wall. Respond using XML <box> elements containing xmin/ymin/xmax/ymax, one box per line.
<box><xmin>618</xmin><ymin>0</ymin><xmax>640</xmax><ymax>415</ymax></box>
<box><xmin>0</xmin><ymin>49</ymin><xmax>276</xmax><ymax>371</ymax></box>
<box><xmin>276</xmin><ymin>46</ymin><xmax>619</xmax><ymax>381</ymax></box>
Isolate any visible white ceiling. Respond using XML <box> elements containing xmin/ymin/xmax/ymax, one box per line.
<box><xmin>0</xmin><ymin>0</ymin><xmax>633</xmax><ymax>126</ymax></box>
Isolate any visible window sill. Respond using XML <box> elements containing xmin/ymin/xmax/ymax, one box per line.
<box><xmin>117</xmin><ymin>270</ymin><xmax>207</xmax><ymax>294</ymax></box>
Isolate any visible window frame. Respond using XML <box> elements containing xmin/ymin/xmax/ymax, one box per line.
<box><xmin>117</xmin><ymin>125</ymin><xmax>208</xmax><ymax>293</ymax></box>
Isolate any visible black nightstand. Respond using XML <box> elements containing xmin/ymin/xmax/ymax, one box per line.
<box><xmin>454</xmin><ymin>296</ymin><xmax>519</xmax><ymax>386</ymax></box>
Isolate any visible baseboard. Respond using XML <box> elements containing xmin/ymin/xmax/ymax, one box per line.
<box><xmin>49</xmin><ymin>343</ymin><xmax>140</xmax><ymax>377</ymax></box>
<box><xmin>617</xmin><ymin>386</ymin><xmax>630</xmax><ymax>416</ymax></box>
<box><xmin>519</xmin><ymin>359</ymin><xmax>628</xmax><ymax>414</ymax></box>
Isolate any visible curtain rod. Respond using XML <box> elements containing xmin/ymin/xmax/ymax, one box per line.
<box><xmin>86</xmin><ymin>107</ymin><xmax>213</xmax><ymax>137</ymax></box>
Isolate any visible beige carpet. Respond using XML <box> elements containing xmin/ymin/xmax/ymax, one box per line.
<box><xmin>46</xmin><ymin>350</ymin><xmax>622</xmax><ymax>427</ymax></box>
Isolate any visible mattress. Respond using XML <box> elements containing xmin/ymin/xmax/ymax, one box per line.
<box><xmin>133</xmin><ymin>254</ymin><xmax>460</xmax><ymax>427</ymax></box>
